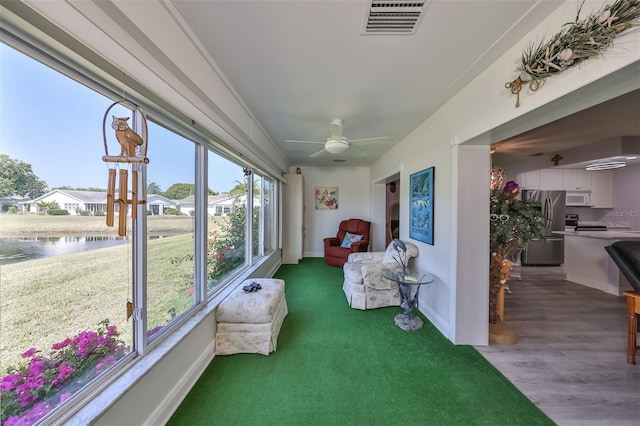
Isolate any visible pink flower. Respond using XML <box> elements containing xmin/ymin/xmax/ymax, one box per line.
<box><xmin>21</xmin><ymin>348</ymin><xmax>36</xmax><ymax>358</ymax></box>
<box><xmin>188</xmin><ymin>285</ymin><xmax>194</xmax><ymax>294</ymax></box>
<box><xmin>18</xmin><ymin>392</ymin><xmax>38</xmax><ymax>407</ymax></box>
<box><xmin>51</xmin><ymin>338</ymin><xmax>71</xmax><ymax>350</ymax></box>
<box><xmin>27</xmin><ymin>360</ymin><xmax>45</xmax><ymax>376</ymax></box>
<box><xmin>57</xmin><ymin>364</ymin><xmax>75</xmax><ymax>380</ymax></box>
<box><xmin>1</xmin><ymin>373</ymin><xmax>22</xmax><ymax>391</ymax></box>
<box><xmin>107</xmin><ymin>325</ymin><xmax>118</xmax><ymax>337</ymax></box>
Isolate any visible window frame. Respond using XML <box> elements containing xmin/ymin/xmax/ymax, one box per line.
<box><xmin>0</xmin><ymin>31</ymin><xmax>282</xmax><ymax>424</ymax></box>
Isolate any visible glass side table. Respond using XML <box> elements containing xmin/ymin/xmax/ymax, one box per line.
<box><xmin>382</xmin><ymin>267</ymin><xmax>436</xmax><ymax>331</ymax></box>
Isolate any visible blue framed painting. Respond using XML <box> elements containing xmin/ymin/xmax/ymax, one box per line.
<box><xmin>409</xmin><ymin>167</ymin><xmax>434</xmax><ymax>245</ymax></box>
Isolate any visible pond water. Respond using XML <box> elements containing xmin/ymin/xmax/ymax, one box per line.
<box><xmin>0</xmin><ymin>235</ymin><xmax>165</xmax><ymax>265</ymax></box>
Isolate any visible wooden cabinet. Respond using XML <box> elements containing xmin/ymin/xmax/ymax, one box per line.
<box><xmin>516</xmin><ymin>170</ymin><xmax>540</xmax><ymax>189</ymax></box>
<box><xmin>539</xmin><ymin>169</ymin><xmax>563</xmax><ymax>190</ymax></box>
<box><xmin>590</xmin><ymin>170</ymin><xmax>613</xmax><ymax>208</ymax></box>
<box><xmin>282</xmin><ymin>173</ymin><xmax>305</xmax><ymax>264</ymax></box>
<box><xmin>562</xmin><ymin>169</ymin><xmax>591</xmax><ymax>191</ymax></box>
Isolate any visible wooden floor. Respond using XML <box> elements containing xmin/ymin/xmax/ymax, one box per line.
<box><xmin>475</xmin><ymin>270</ymin><xmax>640</xmax><ymax>426</ymax></box>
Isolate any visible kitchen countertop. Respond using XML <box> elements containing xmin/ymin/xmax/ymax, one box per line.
<box><xmin>553</xmin><ymin>230</ymin><xmax>640</xmax><ymax>240</ymax></box>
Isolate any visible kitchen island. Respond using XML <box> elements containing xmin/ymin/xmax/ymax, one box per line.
<box><xmin>553</xmin><ymin>229</ymin><xmax>640</xmax><ymax>295</ymax></box>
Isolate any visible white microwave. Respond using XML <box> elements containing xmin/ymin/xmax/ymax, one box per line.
<box><xmin>566</xmin><ymin>192</ymin><xmax>591</xmax><ymax>206</ymax></box>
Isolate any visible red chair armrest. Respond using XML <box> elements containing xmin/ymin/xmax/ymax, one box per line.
<box><xmin>350</xmin><ymin>240</ymin><xmax>369</xmax><ymax>252</ymax></box>
<box><xmin>324</xmin><ymin>237</ymin><xmax>340</xmax><ymax>247</ymax></box>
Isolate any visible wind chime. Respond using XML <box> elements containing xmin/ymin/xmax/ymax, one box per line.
<box><xmin>102</xmin><ymin>101</ymin><xmax>149</xmax><ymax>236</ymax></box>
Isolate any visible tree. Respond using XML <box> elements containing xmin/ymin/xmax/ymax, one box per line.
<box><xmin>164</xmin><ymin>182</ymin><xmax>218</xmax><ymax>199</ymax></box>
<box><xmin>147</xmin><ymin>181</ymin><xmax>163</xmax><ymax>195</ymax></box>
<box><xmin>228</xmin><ymin>180</ymin><xmax>247</xmax><ymax>198</ymax></box>
<box><xmin>0</xmin><ymin>155</ymin><xmax>47</xmax><ymax>198</ymax></box>
<box><xmin>164</xmin><ymin>183</ymin><xmax>194</xmax><ymax>200</ymax></box>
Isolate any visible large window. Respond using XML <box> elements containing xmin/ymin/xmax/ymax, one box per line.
<box><xmin>206</xmin><ymin>150</ymin><xmax>247</xmax><ymax>293</ymax></box>
<box><xmin>0</xmin><ymin>34</ymin><xmax>279</xmax><ymax>425</ymax></box>
<box><xmin>0</xmin><ymin>44</ymin><xmax>133</xmax><ymax>425</ymax></box>
<box><xmin>252</xmin><ymin>174</ymin><xmax>276</xmax><ymax>260</ymax></box>
<box><xmin>145</xmin><ymin>121</ymin><xmax>198</xmax><ymax>340</ymax></box>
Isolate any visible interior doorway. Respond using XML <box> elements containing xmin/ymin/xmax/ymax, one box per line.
<box><xmin>385</xmin><ymin>179</ymin><xmax>400</xmax><ymax>247</ymax></box>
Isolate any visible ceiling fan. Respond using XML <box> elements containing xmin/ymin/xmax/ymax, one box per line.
<box><xmin>284</xmin><ymin>119</ymin><xmax>388</xmax><ymax>157</ymax></box>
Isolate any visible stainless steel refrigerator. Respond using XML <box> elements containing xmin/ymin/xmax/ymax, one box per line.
<box><xmin>521</xmin><ymin>190</ymin><xmax>566</xmax><ymax>266</ymax></box>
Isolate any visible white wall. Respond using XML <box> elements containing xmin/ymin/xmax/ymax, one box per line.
<box><xmin>292</xmin><ymin>166</ymin><xmax>372</xmax><ymax>257</ymax></box>
<box><xmin>371</xmin><ymin>0</ymin><xmax>640</xmax><ymax>344</ymax></box>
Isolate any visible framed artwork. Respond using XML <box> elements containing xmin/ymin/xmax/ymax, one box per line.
<box><xmin>315</xmin><ymin>187</ymin><xmax>338</xmax><ymax>210</ymax></box>
<box><xmin>409</xmin><ymin>167</ymin><xmax>434</xmax><ymax>245</ymax></box>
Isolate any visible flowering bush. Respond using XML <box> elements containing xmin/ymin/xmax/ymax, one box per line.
<box><xmin>206</xmin><ymin>200</ymin><xmax>258</xmax><ymax>284</ymax></box>
<box><xmin>0</xmin><ymin>320</ymin><xmax>127</xmax><ymax>426</ymax></box>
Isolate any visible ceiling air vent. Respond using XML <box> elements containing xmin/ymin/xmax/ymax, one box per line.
<box><xmin>362</xmin><ymin>0</ymin><xmax>427</xmax><ymax>35</ymax></box>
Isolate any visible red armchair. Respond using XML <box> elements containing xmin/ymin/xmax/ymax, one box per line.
<box><xmin>323</xmin><ymin>218</ymin><xmax>371</xmax><ymax>267</ymax></box>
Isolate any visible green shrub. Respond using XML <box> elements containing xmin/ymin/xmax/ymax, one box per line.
<box><xmin>47</xmin><ymin>209</ymin><xmax>70</xmax><ymax>216</ymax></box>
<box><xmin>163</xmin><ymin>207</ymin><xmax>182</xmax><ymax>216</ymax></box>
<box><xmin>94</xmin><ymin>211</ymin><xmax>106</xmax><ymax>216</ymax></box>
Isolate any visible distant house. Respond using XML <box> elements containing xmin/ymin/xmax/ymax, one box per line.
<box><xmin>147</xmin><ymin>194</ymin><xmax>178</xmax><ymax>215</ymax></box>
<box><xmin>177</xmin><ymin>193</ymin><xmax>240</xmax><ymax>216</ymax></box>
<box><xmin>28</xmin><ymin>189</ymin><xmax>110</xmax><ymax>215</ymax></box>
<box><xmin>27</xmin><ymin>189</ymin><xmax>177</xmax><ymax>216</ymax></box>
<box><xmin>0</xmin><ymin>195</ymin><xmax>31</xmax><ymax>213</ymax></box>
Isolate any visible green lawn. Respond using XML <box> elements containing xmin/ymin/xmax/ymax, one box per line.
<box><xmin>0</xmin><ymin>214</ymin><xmax>227</xmax><ymax>372</ymax></box>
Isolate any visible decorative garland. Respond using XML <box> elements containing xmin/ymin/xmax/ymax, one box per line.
<box><xmin>506</xmin><ymin>0</ymin><xmax>640</xmax><ymax>107</ymax></box>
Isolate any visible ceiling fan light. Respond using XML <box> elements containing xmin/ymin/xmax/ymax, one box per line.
<box><xmin>325</xmin><ymin>138</ymin><xmax>349</xmax><ymax>154</ymax></box>
<box><xmin>585</xmin><ymin>161</ymin><xmax>626</xmax><ymax>171</ymax></box>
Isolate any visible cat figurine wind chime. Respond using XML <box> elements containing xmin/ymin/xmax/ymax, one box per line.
<box><xmin>102</xmin><ymin>101</ymin><xmax>149</xmax><ymax>236</ymax></box>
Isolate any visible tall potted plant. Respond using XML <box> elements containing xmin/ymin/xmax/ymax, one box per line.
<box><xmin>489</xmin><ymin>178</ymin><xmax>543</xmax><ymax>325</ymax></box>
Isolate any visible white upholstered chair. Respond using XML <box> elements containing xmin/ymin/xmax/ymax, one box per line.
<box><xmin>342</xmin><ymin>241</ymin><xmax>418</xmax><ymax>310</ymax></box>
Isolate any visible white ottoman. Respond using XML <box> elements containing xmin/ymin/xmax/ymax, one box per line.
<box><xmin>215</xmin><ymin>278</ymin><xmax>287</xmax><ymax>356</ymax></box>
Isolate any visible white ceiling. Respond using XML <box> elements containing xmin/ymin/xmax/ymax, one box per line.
<box><xmin>491</xmin><ymin>88</ymin><xmax>640</xmax><ymax>167</ymax></box>
<box><xmin>171</xmin><ymin>0</ymin><xmax>568</xmax><ymax>168</ymax></box>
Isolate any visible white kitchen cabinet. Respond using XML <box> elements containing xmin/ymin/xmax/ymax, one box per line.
<box><xmin>539</xmin><ymin>169</ymin><xmax>563</xmax><ymax>190</ymax></box>
<box><xmin>590</xmin><ymin>170</ymin><xmax>613</xmax><ymax>208</ymax></box>
<box><xmin>516</xmin><ymin>170</ymin><xmax>540</xmax><ymax>189</ymax></box>
<box><xmin>282</xmin><ymin>173</ymin><xmax>305</xmax><ymax>264</ymax></box>
<box><xmin>562</xmin><ymin>169</ymin><xmax>591</xmax><ymax>191</ymax></box>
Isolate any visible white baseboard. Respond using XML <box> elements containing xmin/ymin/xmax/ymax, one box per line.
<box><xmin>421</xmin><ymin>305</ymin><xmax>449</xmax><ymax>339</ymax></box>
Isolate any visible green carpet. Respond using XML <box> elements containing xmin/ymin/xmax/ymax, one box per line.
<box><xmin>168</xmin><ymin>258</ymin><xmax>553</xmax><ymax>425</ymax></box>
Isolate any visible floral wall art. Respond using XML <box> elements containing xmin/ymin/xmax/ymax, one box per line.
<box><xmin>315</xmin><ymin>187</ymin><xmax>338</xmax><ymax>210</ymax></box>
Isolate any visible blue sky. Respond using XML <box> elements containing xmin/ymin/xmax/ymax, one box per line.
<box><xmin>0</xmin><ymin>43</ymin><xmax>243</xmax><ymax>194</ymax></box>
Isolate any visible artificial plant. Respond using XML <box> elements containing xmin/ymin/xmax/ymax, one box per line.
<box><xmin>489</xmin><ymin>179</ymin><xmax>543</xmax><ymax>323</ymax></box>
